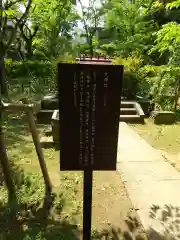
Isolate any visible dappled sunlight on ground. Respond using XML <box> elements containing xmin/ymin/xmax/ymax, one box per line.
<box><xmin>1</xmin><ymin>116</ymin><xmax>147</xmax><ymax>237</ymax></box>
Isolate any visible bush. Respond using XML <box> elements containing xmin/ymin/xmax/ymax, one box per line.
<box><xmin>54</xmin><ymin>54</ymin><xmax>76</xmax><ymax>64</ymax></box>
<box><xmin>17</xmin><ymin>172</ymin><xmax>44</xmax><ymax>207</ymax></box>
<box><xmin>122</xmin><ymin>72</ymin><xmax>138</xmax><ymax>99</ymax></box>
<box><xmin>52</xmin><ymin>54</ymin><xmax>76</xmax><ymax>79</ymax></box>
<box><xmin>112</xmin><ymin>55</ymin><xmax>143</xmax><ymax>99</ymax></box>
<box><xmin>5</xmin><ymin>54</ymin><xmax>76</xmax><ymax>82</ymax></box>
<box><xmin>139</xmin><ymin>65</ymin><xmax>180</xmax><ymax>111</ymax></box>
<box><xmin>112</xmin><ymin>55</ymin><xmax>143</xmax><ymax>72</ymax></box>
<box><xmin>138</xmin><ymin>65</ymin><xmax>161</xmax><ymax>99</ymax></box>
<box><xmin>0</xmin><ymin>171</ymin><xmax>44</xmax><ymax>209</ymax></box>
<box><xmin>5</xmin><ymin>60</ymin><xmax>54</xmax><ymax>80</ymax></box>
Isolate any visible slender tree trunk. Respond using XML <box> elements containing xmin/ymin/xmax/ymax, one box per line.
<box><xmin>20</xmin><ymin>98</ymin><xmax>54</xmax><ymax>216</ymax></box>
<box><xmin>26</xmin><ymin>40</ymin><xmax>33</xmax><ymax>59</ymax></box>
<box><xmin>0</xmin><ymin>61</ymin><xmax>16</xmax><ymax>202</ymax></box>
<box><xmin>20</xmin><ymin>98</ymin><xmax>52</xmax><ymax>195</ymax></box>
<box><xmin>0</xmin><ymin>124</ymin><xmax>17</xmax><ymax>203</ymax></box>
<box><xmin>18</xmin><ymin>42</ymin><xmax>24</xmax><ymax>60</ymax></box>
<box><xmin>0</xmin><ymin>38</ymin><xmax>16</xmax><ymax>203</ymax></box>
<box><xmin>88</xmin><ymin>37</ymin><xmax>94</xmax><ymax>57</ymax></box>
<box><xmin>174</xmin><ymin>81</ymin><xmax>180</xmax><ymax>111</ymax></box>
<box><xmin>0</xmin><ymin>58</ymin><xmax>8</xmax><ymax>97</ymax></box>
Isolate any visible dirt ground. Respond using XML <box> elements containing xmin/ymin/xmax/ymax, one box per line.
<box><xmin>5</xmin><ymin>118</ymin><xmax>147</xmax><ymax>239</ymax></box>
<box><xmin>59</xmin><ymin>170</ymin><xmax>148</xmax><ymax>239</ymax></box>
<box><xmin>92</xmin><ymin>171</ymin><xmax>136</xmax><ymax>230</ymax></box>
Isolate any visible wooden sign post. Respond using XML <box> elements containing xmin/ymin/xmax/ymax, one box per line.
<box><xmin>58</xmin><ymin>62</ymin><xmax>123</xmax><ymax>239</ymax></box>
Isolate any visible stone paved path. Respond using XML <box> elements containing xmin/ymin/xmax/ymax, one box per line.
<box><xmin>117</xmin><ymin>122</ymin><xmax>180</xmax><ymax>240</ymax></box>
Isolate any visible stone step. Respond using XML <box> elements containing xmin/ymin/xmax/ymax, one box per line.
<box><xmin>44</xmin><ymin>129</ymin><xmax>52</xmax><ymax>137</ymax></box>
<box><xmin>41</xmin><ymin>99</ymin><xmax>58</xmax><ymax>110</ymax></box>
<box><xmin>120</xmin><ymin>108</ymin><xmax>137</xmax><ymax>115</ymax></box>
<box><xmin>120</xmin><ymin>115</ymin><xmax>144</xmax><ymax>124</ymax></box>
<box><xmin>120</xmin><ymin>101</ymin><xmax>135</xmax><ymax>108</ymax></box>
<box><xmin>40</xmin><ymin>136</ymin><xmax>59</xmax><ymax>150</ymax></box>
<box><xmin>40</xmin><ymin>136</ymin><xmax>54</xmax><ymax>149</ymax></box>
<box><xmin>36</xmin><ymin>110</ymin><xmax>54</xmax><ymax>124</ymax></box>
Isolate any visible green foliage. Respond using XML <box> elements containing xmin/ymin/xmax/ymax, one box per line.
<box><xmin>5</xmin><ymin>60</ymin><xmax>54</xmax><ymax>79</ymax></box>
<box><xmin>102</xmin><ymin>0</ymin><xmax>156</xmax><ymax>58</ymax></box>
<box><xmin>76</xmin><ymin>0</ymin><xmax>104</xmax><ymax>56</ymax></box>
<box><xmin>5</xmin><ymin>56</ymin><xmax>77</xmax><ymax>95</ymax></box>
<box><xmin>31</xmin><ymin>0</ymin><xmax>77</xmax><ymax>58</ymax></box>
<box><xmin>112</xmin><ymin>55</ymin><xmax>143</xmax><ymax>72</ymax></box>
<box><xmin>17</xmin><ymin>172</ymin><xmax>44</xmax><ymax>207</ymax></box>
<box><xmin>50</xmin><ymin>54</ymin><xmax>76</xmax><ymax>84</ymax></box>
<box><xmin>54</xmin><ymin>54</ymin><xmax>76</xmax><ymax>64</ymax></box>
<box><xmin>140</xmin><ymin>64</ymin><xmax>180</xmax><ymax>110</ymax></box>
<box><xmin>0</xmin><ymin>171</ymin><xmax>44</xmax><ymax>207</ymax></box>
<box><xmin>0</xmin><ymin>168</ymin><xmax>81</xmax><ymax>240</ymax></box>
<box><xmin>149</xmin><ymin>22</ymin><xmax>180</xmax><ymax>56</ymax></box>
<box><xmin>113</xmin><ymin>55</ymin><xmax>143</xmax><ymax>99</ymax></box>
<box><xmin>166</xmin><ymin>0</ymin><xmax>180</xmax><ymax>9</ymax></box>
<box><xmin>5</xmin><ymin>54</ymin><xmax>76</xmax><ymax>83</ymax></box>
<box><xmin>2</xmin><ymin>0</ymin><xmax>180</xmax><ymax>112</ymax></box>
<box><xmin>140</xmin><ymin>65</ymin><xmax>161</xmax><ymax>79</ymax></box>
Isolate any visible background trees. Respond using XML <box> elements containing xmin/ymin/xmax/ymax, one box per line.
<box><xmin>0</xmin><ymin>0</ymin><xmax>32</xmax><ymax>96</ymax></box>
<box><xmin>2</xmin><ymin>0</ymin><xmax>180</xmax><ymax>111</ymax></box>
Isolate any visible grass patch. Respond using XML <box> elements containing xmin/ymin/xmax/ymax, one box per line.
<box><xmin>0</xmin><ymin>87</ymin><xmax>147</xmax><ymax>239</ymax></box>
<box><xmin>0</xmin><ymin>171</ymin><xmax>80</xmax><ymax>240</ymax></box>
<box><xmin>0</xmin><ymin>115</ymin><xmax>147</xmax><ymax>239</ymax></box>
<box><xmin>0</xmin><ymin>114</ymin><xmax>83</xmax><ymax>238</ymax></box>
<box><xmin>1</xmin><ymin>115</ymin><xmax>146</xmax><ymax>239</ymax></box>
<box><xmin>131</xmin><ymin>119</ymin><xmax>180</xmax><ymax>154</ymax></box>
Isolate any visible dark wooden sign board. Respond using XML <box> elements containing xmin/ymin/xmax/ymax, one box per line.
<box><xmin>58</xmin><ymin>63</ymin><xmax>123</xmax><ymax>171</ymax></box>
<box><xmin>58</xmin><ymin>62</ymin><xmax>123</xmax><ymax>240</ymax></box>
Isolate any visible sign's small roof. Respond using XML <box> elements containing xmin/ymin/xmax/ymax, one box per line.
<box><xmin>76</xmin><ymin>56</ymin><xmax>112</xmax><ymax>65</ymax></box>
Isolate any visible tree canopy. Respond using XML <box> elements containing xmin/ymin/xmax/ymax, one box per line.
<box><xmin>1</xmin><ymin>0</ymin><xmax>180</xmax><ymax>111</ymax></box>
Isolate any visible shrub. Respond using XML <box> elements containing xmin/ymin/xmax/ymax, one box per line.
<box><xmin>52</xmin><ymin>54</ymin><xmax>76</xmax><ymax>80</ymax></box>
<box><xmin>5</xmin><ymin>60</ymin><xmax>54</xmax><ymax>80</ymax></box>
<box><xmin>122</xmin><ymin>72</ymin><xmax>138</xmax><ymax>99</ymax></box>
<box><xmin>112</xmin><ymin>55</ymin><xmax>143</xmax><ymax>99</ymax></box>
<box><xmin>54</xmin><ymin>54</ymin><xmax>76</xmax><ymax>64</ymax></box>
<box><xmin>138</xmin><ymin>65</ymin><xmax>161</xmax><ymax>99</ymax></box>
<box><xmin>5</xmin><ymin>55</ymin><xmax>76</xmax><ymax>85</ymax></box>
<box><xmin>140</xmin><ymin>65</ymin><xmax>180</xmax><ymax>111</ymax></box>
<box><xmin>112</xmin><ymin>55</ymin><xmax>143</xmax><ymax>72</ymax></box>
<box><xmin>0</xmin><ymin>171</ymin><xmax>44</xmax><ymax>208</ymax></box>
<box><xmin>17</xmin><ymin>172</ymin><xmax>44</xmax><ymax>207</ymax></box>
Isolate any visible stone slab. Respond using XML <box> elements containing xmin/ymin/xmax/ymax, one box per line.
<box><xmin>117</xmin><ymin>123</ymin><xmax>163</xmax><ymax>162</ymax></box>
<box><xmin>151</xmin><ymin>111</ymin><xmax>175</xmax><ymax>125</ymax></box>
<box><xmin>36</xmin><ymin>110</ymin><xmax>54</xmax><ymax>124</ymax></box>
<box><xmin>51</xmin><ymin>110</ymin><xmax>60</xmax><ymax>143</ymax></box>
<box><xmin>40</xmin><ymin>136</ymin><xmax>54</xmax><ymax>149</ymax></box>
<box><xmin>41</xmin><ymin>92</ymin><xmax>58</xmax><ymax>110</ymax></box>
<box><xmin>117</xmin><ymin>123</ymin><xmax>180</xmax><ymax>239</ymax></box>
<box><xmin>117</xmin><ymin>161</ymin><xmax>180</xmax><ymax>183</ymax></box>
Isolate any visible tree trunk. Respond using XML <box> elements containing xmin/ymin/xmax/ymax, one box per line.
<box><xmin>174</xmin><ymin>81</ymin><xmax>180</xmax><ymax>111</ymax></box>
<box><xmin>0</xmin><ymin>58</ymin><xmax>8</xmax><ymax>97</ymax></box>
<box><xmin>0</xmin><ymin>110</ymin><xmax>16</xmax><ymax>203</ymax></box>
<box><xmin>89</xmin><ymin>38</ymin><xmax>94</xmax><ymax>57</ymax></box>
<box><xmin>26</xmin><ymin>39</ymin><xmax>33</xmax><ymax>59</ymax></box>
<box><xmin>20</xmin><ymin>98</ymin><xmax>52</xmax><ymax>195</ymax></box>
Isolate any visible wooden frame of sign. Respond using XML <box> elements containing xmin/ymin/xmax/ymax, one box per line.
<box><xmin>58</xmin><ymin>61</ymin><xmax>123</xmax><ymax>240</ymax></box>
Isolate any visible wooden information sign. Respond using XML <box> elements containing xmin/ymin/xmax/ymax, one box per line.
<box><xmin>58</xmin><ymin>60</ymin><xmax>123</xmax><ymax>240</ymax></box>
<box><xmin>58</xmin><ymin>62</ymin><xmax>123</xmax><ymax>171</ymax></box>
